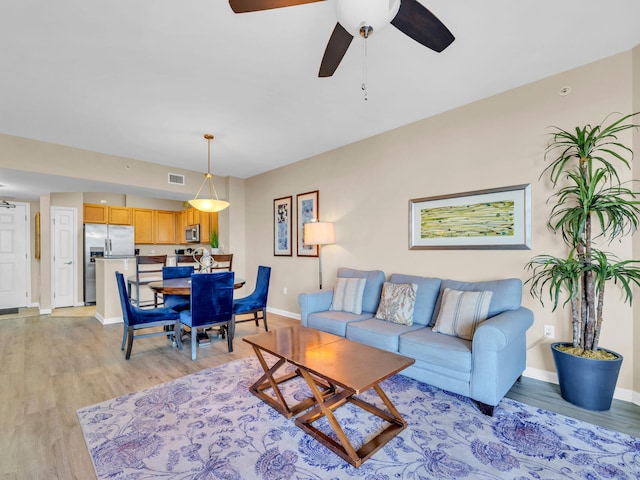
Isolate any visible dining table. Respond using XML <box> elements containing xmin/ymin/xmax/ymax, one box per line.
<box><xmin>148</xmin><ymin>274</ymin><xmax>246</xmax><ymax>344</ymax></box>
<box><xmin>148</xmin><ymin>275</ymin><xmax>246</xmax><ymax>297</ymax></box>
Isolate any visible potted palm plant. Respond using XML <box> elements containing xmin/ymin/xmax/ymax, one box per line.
<box><xmin>526</xmin><ymin>112</ymin><xmax>640</xmax><ymax>411</ymax></box>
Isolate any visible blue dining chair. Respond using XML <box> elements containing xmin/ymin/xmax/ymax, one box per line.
<box><xmin>233</xmin><ymin>265</ymin><xmax>271</xmax><ymax>332</ymax></box>
<box><xmin>115</xmin><ymin>271</ymin><xmax>181</xmax><ymax>360</ymax></box>
<box><xmin>178</xmin><ymin>271</ymin><xmax>235</xmax><ymax>360</ymax></box>
<box><xmin>161</xmin><ymin>266</ymin><xmax>194</xmax><ymax>312</ymax></box>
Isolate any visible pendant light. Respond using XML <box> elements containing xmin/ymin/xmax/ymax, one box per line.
<box><xmin>188</xmin><ymin>133</ymin><xmax>230</xmax><ymax>213</ymax></box>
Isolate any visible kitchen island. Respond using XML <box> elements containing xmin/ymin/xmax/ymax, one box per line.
<box><xmin>95</xmin><ymin>257</ymin><xmax>136</xmax><ymax>324</ymax></box>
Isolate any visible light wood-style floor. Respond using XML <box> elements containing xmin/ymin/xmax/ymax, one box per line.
<box><xmin>1</xmin><ymin>308</ymin><xmax>638</xmax><ymax>479</ymax></box>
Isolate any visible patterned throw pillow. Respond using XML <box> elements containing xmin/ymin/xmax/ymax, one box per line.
<box><xmin>375</xmin><ymin>282</ymin><xmax>418</xmax><ymax>326</ymax></box>
<box><xmin>330</xmin><ymin>277</ymin><xmax>367</xmax><ymax>314</ymax></box>
<box><xmin>433</xmin><ymin>288</ymin><xmax>493</xmax><ymax>340</ymax></box>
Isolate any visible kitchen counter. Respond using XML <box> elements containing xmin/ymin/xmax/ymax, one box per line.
<box><xmin>95</xmin><ymin>257</ymin><xmax>136</xmax><ymax>325</ymax></box>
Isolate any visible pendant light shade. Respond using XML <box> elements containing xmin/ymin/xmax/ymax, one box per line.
<box><xmin>189</xmin><ymin>134</ymin><xmax>230</xmax><ymax>213</ymax></box>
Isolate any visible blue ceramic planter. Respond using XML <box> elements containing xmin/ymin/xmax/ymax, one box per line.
<box><xmin>551</xmin><ymin>342</ymin><xmax>623</xmax><ymax>411</ymax></box>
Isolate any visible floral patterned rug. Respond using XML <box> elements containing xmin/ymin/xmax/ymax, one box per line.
<box><xmin>77</xmin><ymin>356</ymin><xmax>639</xmax><ymax>479</ymax></box>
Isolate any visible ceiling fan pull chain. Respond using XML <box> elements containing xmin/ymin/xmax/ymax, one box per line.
<box><xmin>361</xmin><ymin>33</ymin><xmax>368</xmax><ymax>101</ymax></box>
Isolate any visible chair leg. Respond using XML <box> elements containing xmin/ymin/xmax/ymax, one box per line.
<box><xmin>191</xmin><ymin>328</ymin><xmax>197</xmax><ymax>360</ymax></box>
<box><xmin>262</xmin><ymin>308</ymin><xmax>268</xmax><ymax>332</ymax></box>
<box><xmin>175</xmin><ymin>322</ymin><xmax>183</xmax><ymax>350</ymax></box>
<box><xmin>226</xmin><ymin>319</ymin><xmax>234</xmax><ymax>353</ymax></box>
<box><xmin>125</xmin><ymin>326</ymin><xmax>135</xmax><ymax>360</ymax></box>
<box><xmin>121</xmin><ymin>324</ymin><xmax>127</xmax><ymax>350</ymax></box>
<box><xmin>253</xmin><ymin>311</ymin><xmax>259</xmax><ymax>326</ymax></box>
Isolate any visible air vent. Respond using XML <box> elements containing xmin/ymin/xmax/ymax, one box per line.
<box><xmin>168</xmin><ymin>173</ymin><xmax>185</xmax><ymax>186</ymax></box>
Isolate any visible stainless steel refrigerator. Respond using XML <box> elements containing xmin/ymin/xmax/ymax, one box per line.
<box><xmin>84</xmin><ymin>223</ymin><xmax>135</xmax><ymax>304</ymax></box>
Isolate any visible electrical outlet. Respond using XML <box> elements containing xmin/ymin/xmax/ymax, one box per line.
<box><xmin>544</xmin><ymin>325</ymin><xmax>555</xmax><ymax>338</ymax></box>
<box><xmin>283</xmin><ymin>287</ymin><xmax>288</xmax><ymax>295</ymax></box>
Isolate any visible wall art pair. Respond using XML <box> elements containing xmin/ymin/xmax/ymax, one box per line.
<box><xmin>273</xmin><ymin>190</ymin><xmax>319</xmax><ymax>257</ymax></box>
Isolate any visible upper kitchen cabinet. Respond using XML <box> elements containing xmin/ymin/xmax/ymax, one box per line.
<box><xmin>132</xmin><ymin>208</ymin><xmax>154</xmax><ymax>244</ymax></box>
<box><xmin>155</xmin><ymin>210</ymin><xmax>176</xmax><ymax>244</ymax></box>
<box><xmin>83</xmin><ymin>204</ymin><xmax>132</xmax><ymax>225</ymax></box>
<box><xmin>108</xmin><ymin>206</ymin><xmax>132</xmax><ymax>225</ymax></box>
<box><xmin>83</xmin><ymin>204</ymin><xmax>108</xmax><ymax>224</ymax></box>
<box><xmin>132</xmin><ymin>209</ymin><xmax>177</xmax><ymax>244</ymax></box>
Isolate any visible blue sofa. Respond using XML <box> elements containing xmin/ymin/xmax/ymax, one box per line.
<box><xmin>298</xmin><ymin>268</ymin><xmax>534</xmax><ymax>415</ymax></box>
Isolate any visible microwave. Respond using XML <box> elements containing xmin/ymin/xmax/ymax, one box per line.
<box><xmin>185</xmin><ymin>224</ymin><xmax>200</xmax><ymax>243</ymax></box>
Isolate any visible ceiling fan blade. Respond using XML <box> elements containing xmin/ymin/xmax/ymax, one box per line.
<box><xmin>318</xmin><ymin>22</ymin><xmax>353</xmax><ymax>78</ymax></box>
<box><xmin>229</xmin><ymin>0</ymin><xmax>324</xmax><ymax>14</ymax></box>
<box><xmin>390</xmin><ymin>0</ymin><xmax>454</xmax><ymax>53</ymax></box>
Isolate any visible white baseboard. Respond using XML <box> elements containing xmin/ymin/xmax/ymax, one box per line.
<box><xmin>524</xmin><ymin>366</ymin><xmax>639</xmax><ymax>406</ymax></box>
<box><xmin>267</xmin><ymin>307</ymin><xmax>300</xmax><ymax>321</ymax></box>
<box><xmin>96</xmin><ymin>312</ymin><xmax>124</xmax><ymax>325</ymax></box>
<box><xmin>40</xmin><ymin>308</ymin><xmax>52</xmax><ymax>315</ymax></box>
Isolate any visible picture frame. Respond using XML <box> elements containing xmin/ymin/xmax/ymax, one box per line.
<box><xmin>273</xmin><ymin>196</ymin><xmax>292</xmax><ymax>256</ymax></box>
<box><xmin>409</xmin><ymin>184</ymin><xmax>532</xmax><ymax>250</ymax></box>
<box><xmin>296</xmin><ymin>190</ymin><xmax>319</xmax><ymax>257</ymax></box>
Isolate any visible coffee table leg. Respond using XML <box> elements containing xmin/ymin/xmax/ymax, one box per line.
<box><xmin>296</xmin><ymin>370</ymin><xmax>407</xmax><ymax>468</ymax></box>
<box><xmin>296</xmin><ymin>368</ymin><xmax>360</xmax><ymax>464</ymax></box>
<box><xmin>248</xmin><ymin>345</ymin><xmax>328</xmax><ymax>418</ymax></box>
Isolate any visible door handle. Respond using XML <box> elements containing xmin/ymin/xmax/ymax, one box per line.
<box><xmin>65</xmin><ymin>261</ymin><xmax>72</xmax><ymax>265</ymax></box>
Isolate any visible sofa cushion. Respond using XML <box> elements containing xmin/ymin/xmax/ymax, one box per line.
<box><xmin>430</xmin><ymin>278</ymin><xmax>522</xmax><ymax>325</ymax></box>
<box><xmin>433</xmin><ymin>288</ymin><xmax>493</xmax><ymax>340</ymax></box>
<box><xmin>330</xmin><ymin>277</ymin><xmax>366</xmax><ymax>314</ymax></box>
<box><xmin>337</xmin><ymin>268</ymin><xmax>386</xmax><ymax>314</ymax></box>
<box><xmin>346</xmin><ymin>318</ymin><xmax>424</xmax><ymax>352</ymax></box>
<box><xmin>307</xmin><ymin>310</ymin><xmax>374</xmax><ymax>337</ymax></box>
<box><xmin>399</xmin><ymin>327</ymin><xmax>472</xmax><ymax>373</ymax></box>
<box><xmin>375</xmin><ymin>282</ymin><xmax>418</xmax><ymax>325</ymax></box>
<box><xmin>389</xmin><ymin>274</ymin><xmax>442</xmax><ymax>326</ymax></box>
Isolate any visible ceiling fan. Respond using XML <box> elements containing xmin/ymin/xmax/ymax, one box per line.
<box><xmin>228</xmin><ymin>0</ymin><xmax>455</xmax><ymax>77</ymax></box>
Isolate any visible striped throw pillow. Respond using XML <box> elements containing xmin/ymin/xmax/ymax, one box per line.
<box><xmin>330</xmin><ymin>277</ymin><xmax>367</xmax><ymax>314</ymax></box>
<box><xmin>433</xmin><ymin>288</ymin><xmax>493</xmax><ymax>340</ymax></box>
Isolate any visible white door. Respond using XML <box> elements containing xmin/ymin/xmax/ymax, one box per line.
<box><xmin>51</xmin><ymin>207</ymin><xmax>77</xmax><ymax>308</ymax></box>
<box><xmin>0</xmin><ymin>203</ymin><xmax>30</xmax><ymax>310</ymax></box>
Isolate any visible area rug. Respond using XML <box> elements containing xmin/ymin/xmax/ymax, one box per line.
<box><xmin>78</xmin><ymin>357</ymin><xmax>640</xmax><ymax>480</ymax></box>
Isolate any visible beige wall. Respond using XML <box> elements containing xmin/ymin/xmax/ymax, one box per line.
<box><xmin>245</xmin><ymin>50</ymin><xmax>638</xmax><ymax>394</ymax></box>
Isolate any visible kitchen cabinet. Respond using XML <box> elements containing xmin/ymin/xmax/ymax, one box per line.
<box><xmin>108</xmin><ymin>206</ymin><xmax>132</xmax><ymax>225</ymax></box>
<box><xmin>176</xmin><ymin>208</ymin><xmax>218</xmax><ymax>245</ymax></box>
<box><xmin>83</xmin><ymin>204</ymin><xmax>108</xmax><ymax>224</ymax></box>
<box><xmin>154</xmin><ymin>210</ymin><xmax>176</xmax><ymax>244</ymax></box>
<box><xmin>132</xmin><ymin>209</ymin><xmax>154</xmax><ymax>244</ymax></box>
<box><xmin>84</xmin><ymin>204</ymin><xmax>132</xmax><ymax>225</ymax></box>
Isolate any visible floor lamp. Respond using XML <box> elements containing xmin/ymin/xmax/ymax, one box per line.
<box><xmin>303</xmin><ymin>222</ymin><xmax>335</xmax><ymax>290</ymax></box>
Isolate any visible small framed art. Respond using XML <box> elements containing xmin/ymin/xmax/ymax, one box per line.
<box><xmin>273</xmin><ymin>196</ymin><xmax>292</xmax><ymax>256</ymax></box>
<box><xmin>296</xmin><ymin>190</ymin><xmax>319</xmax><ymax>257</ymax></box>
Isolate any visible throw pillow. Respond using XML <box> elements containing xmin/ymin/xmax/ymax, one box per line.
<box><xmin>433</xmin><ymin>288</ymin><xmax>493</xmax><ymax>340</ymax></box>
<box><xmin>375</xmin><ymin>282</ymin><xmax>418</xmax><ymax>326</ymax></box>
<box><xmin>330</xmin><ymin>277</ymin><xmax>367</xmax><ymax>314</ymax></box>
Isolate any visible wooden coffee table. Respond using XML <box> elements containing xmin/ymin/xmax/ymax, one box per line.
<box><xmin>243</xmin><ymin>325</ymin><xmax>415</xmax><ymax>468</ymax></box>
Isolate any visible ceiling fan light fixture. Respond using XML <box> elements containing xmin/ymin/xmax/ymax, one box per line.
<box><xmin>188</xmin><ymin>134</ymin><xmax>230</xmax><ymax>213</ymax></box>
<box><xmin>336</xmin><ymin>0</ymin><xmax>400</xmax><ymax>37</ymax></box>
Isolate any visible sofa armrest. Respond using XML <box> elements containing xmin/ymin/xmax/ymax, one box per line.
<box><xmin>298</xmin><ymin>290</ymin><xmax>334</xmax><ymax>327</ymax></box>
<box><xmin>472</xmin><ymin>307</ymin><xmax>534</xmax><ymax>352</ymax></box>
<box><xmin>470</xmin><ymin>307</ymin><xmax>534</xmax><ymax>406</ymax></box>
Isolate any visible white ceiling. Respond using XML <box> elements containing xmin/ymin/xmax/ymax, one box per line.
<box><xmin>1</xmin><ymin>0</ymin><xmax>640</xmax><ymax>201</ymax></box>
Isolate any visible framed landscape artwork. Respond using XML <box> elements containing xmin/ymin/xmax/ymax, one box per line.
<box><xmin>409</xmin><ymin>184</ymin><xmax>532</xmax><ymax>250</ymax></box>
<box><xmin>273</xmin><ymin>196</ymin><xmax>292</xmax><ymax>256</ymax></box>
<box><xmin>296</xmin><ymin>190</ymin><xmax>319</xmax><ymax>257</ymax></box>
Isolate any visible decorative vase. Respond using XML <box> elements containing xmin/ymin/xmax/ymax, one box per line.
<box><xmin>551</xmin><ymin>342</ymin><xmax>623</xmax><ymax>411</ymax></box>
<box><xmin>210</xmin><ymin>248</ymin><xmax>220</xmax><ymax>254</ymax></box>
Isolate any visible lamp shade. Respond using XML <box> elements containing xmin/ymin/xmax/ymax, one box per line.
<box><xmin>304</xmin><ymin>222</ymin><xmax>335</xmax><ymax>246</ymax></box>
<box><xmin>188</xmin><ymin>198</ymin><xmax>230</xmax><ymax>213</ymax></box>
<box><xmin>336</xmin><ymin>0</ymin><xmax>400</xmax><ymax>37</ymax></box>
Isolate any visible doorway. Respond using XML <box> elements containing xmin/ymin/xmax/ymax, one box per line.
<box><xmin>51</xmin><ymin>206</ymin><xmax>78</xmax><ymax>308</ymax></box>
<box><xmin>0</xmin><ymin>202</ymin><xmax>31</xmax><ymax>311</ymax></box>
